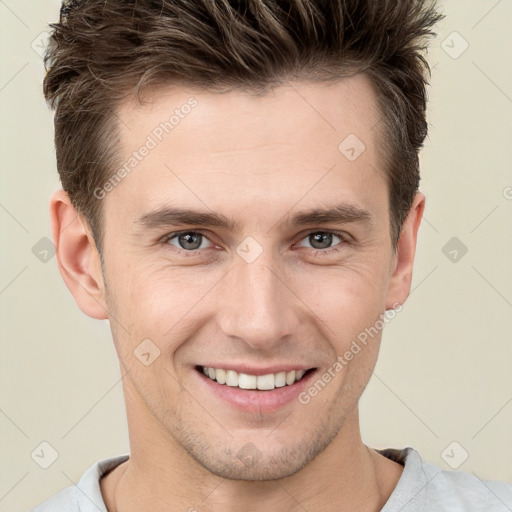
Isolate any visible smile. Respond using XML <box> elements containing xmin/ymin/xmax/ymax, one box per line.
<box><xmin>198</xmin><ymin>365</ymin><xmax>316</xmax><ymax>391</ymax></box>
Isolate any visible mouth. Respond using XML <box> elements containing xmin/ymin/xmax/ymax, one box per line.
<box><xmin>194</xmin><ymin>363</ymin><xmax>319</xmax><ymax>413</ymax></box>
<box><xmin>195</xmin><ymin>365</ymin><xmax>317</xmax><ymax>391</ymax></box>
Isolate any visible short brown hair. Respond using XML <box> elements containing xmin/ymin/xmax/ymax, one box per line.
<box><xmin>43</xmin><ymin>0</ymin><xmax>442</xmax><ymax>252</ymax></box>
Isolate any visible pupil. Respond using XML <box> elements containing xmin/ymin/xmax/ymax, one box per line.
<box><xmin>311</xmin><ymin>232</ymin><xmax>332</xmax><ymax>249</ymax></box>
<box><xmin>180</xmin><ymin>232</ymin><xmax>201</xmax><ymax>250</ymax></box>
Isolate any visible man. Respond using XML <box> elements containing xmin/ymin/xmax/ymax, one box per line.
<box><xmin>32</xmin><ymin>0</ymin><xmax>512</xmax><ymax>510</ymax></box>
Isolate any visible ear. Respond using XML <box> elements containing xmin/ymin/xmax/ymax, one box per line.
<box><xmin>385</xmin><ymin>192</ymin><xmax>425</xmax><ymax>309</ymax></box>
<box><xmin>49</xmin><ymin>189</ymin><xmax>108</xmax><ymax>319</ymax></box>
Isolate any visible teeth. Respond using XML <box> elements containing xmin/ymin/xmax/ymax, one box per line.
<box><xmin>256</xmin><ymin>373</ymin><xmax>274</xmax><ymax>390</ymax></box>
<box><xmin>239</xmin><ymin>373</ymin><xmax>257</xmax><ymax>389</ymax></box>
<box><xmin>274</xmin><ymin>371</ymin><xmax>287</xmax><ymax>388</ymax></box>
<box><xmin>226</xmin><ymin>370</ymin><xmax>239</xmax><ymax>387</ymax></box>
<box><xmin>200</xmin><ymin>366</ymin><xmax>311</xmax><ymax>390</ymax></box>
<box><xmin>215</xmin><ymin>368</ymin><xmax>226</xmax><ymax>384</ymax></box>
<box><xmin>286</xmin><ymin>370</ymin><xmax>296</xmax><ymax>385</ymax></box>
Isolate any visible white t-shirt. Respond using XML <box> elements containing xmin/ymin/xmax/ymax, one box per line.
<box><xmin>30</xmin><ymin>447</ymin><xmax>512</xmax><ymax>511</ymax></box>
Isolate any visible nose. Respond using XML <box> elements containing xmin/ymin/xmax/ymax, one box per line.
<box><xmin>217</xmin><ymin>249</ymin><xmax>301</xmax><ymax>351</ymax></box>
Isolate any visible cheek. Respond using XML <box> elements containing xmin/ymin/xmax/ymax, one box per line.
<box><xmin>310</xmin><ymin>272</ymin><xmax>389</xmax><ymax>400</ymax></box>
<box><xmin>291</xmin><ymin>262</ymin><xmax>391</xmax><ymax>388</ymax></box>
<box><xmin>107</xmin><ymin>261</ymin><xmax>222</xmax><ymax>355</ymax></box>
<box><xmin>298</xmin><ymin>259</ymin><xmax>390</xmax><ymax>330</ymax></box>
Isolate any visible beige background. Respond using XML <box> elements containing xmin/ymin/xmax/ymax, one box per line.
<box><xmin>1</xmin><ymin>1</ymin><xmax>511</xmax><ymax>510</ymax></box>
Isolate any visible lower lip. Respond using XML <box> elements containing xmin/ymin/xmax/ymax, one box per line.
<box><xmin>194</xmin><ymin>367</ymin><xmax>318</xmax><ymax>414</ymax></box>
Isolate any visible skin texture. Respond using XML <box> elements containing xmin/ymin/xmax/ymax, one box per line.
<box><xmin>50</xmin><ymin>74</ymin><xmax>424</xmax><ymax>511</ymax></box>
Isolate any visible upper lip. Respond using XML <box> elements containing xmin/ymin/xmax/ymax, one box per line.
<box><xmin>197</xmin><ymin>364</ymin><xmax>316</xmax><ymax>376</ymax></box>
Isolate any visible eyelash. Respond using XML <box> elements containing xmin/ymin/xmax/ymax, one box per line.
<box><xmin>160</xmin><ymin>230</ymin><xmax>350</xmax><ymax>257</ymax></box>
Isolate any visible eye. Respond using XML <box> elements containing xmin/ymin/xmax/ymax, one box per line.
<box><xmin>160</xmin><ymin>230</ymin><xmax>348</xmax><ymax>255</ymax></box>
<box><xmin>298</xmin><ymin>231</ymin><xmax>346</xmax><ymax>252</ymax></box>
<box><xmin>163</xmin><ymin>231</ymin><xmax>213</xmax><ymax>251</ymax></box>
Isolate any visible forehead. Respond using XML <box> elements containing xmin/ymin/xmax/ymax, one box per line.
<box><xmin>107</xmin><ymin>75</ymin><xmax>387</xmax><ymax>229</ymax></box>
<box><xmin>118</xmin><ymin>75</ymin><xmax>382</xmax><ymax>152</ymax></box>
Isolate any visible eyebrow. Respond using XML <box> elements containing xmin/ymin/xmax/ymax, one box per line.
<box><xmin>133</xmin><ymin>203</ymin><xmax>373</xmax><ymax>233</ymax></box>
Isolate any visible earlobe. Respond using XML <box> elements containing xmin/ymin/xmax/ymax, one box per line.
<box><xmin>49</xmin><ymin>189</ymin><xmax>109</xmax><ymax>320</ymax></box>
<box><xmin>385</xmin><ymin>192</ymin><xmax>425</xmax><ymax>310</ymax></box>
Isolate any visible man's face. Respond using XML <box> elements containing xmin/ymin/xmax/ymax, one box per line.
<box><xmin>99</xmin><ymin>76</ymin><xmax>401</xmax><ymax>479</ymax></box>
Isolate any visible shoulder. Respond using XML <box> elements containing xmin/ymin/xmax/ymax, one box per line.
<box><xmin>378</xmin><ymin>447</ymin><xmax>512</xmax><ymax>512</ymax></box>
<box><xmin>28</xmin><ymin>454</ymin><xmax>129</xmax><ymax>512</ymax></box>
<box><xmin>31</xmin><ymin>487</ymin><xmax>77</xmax><ymax>512</ymax></box>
